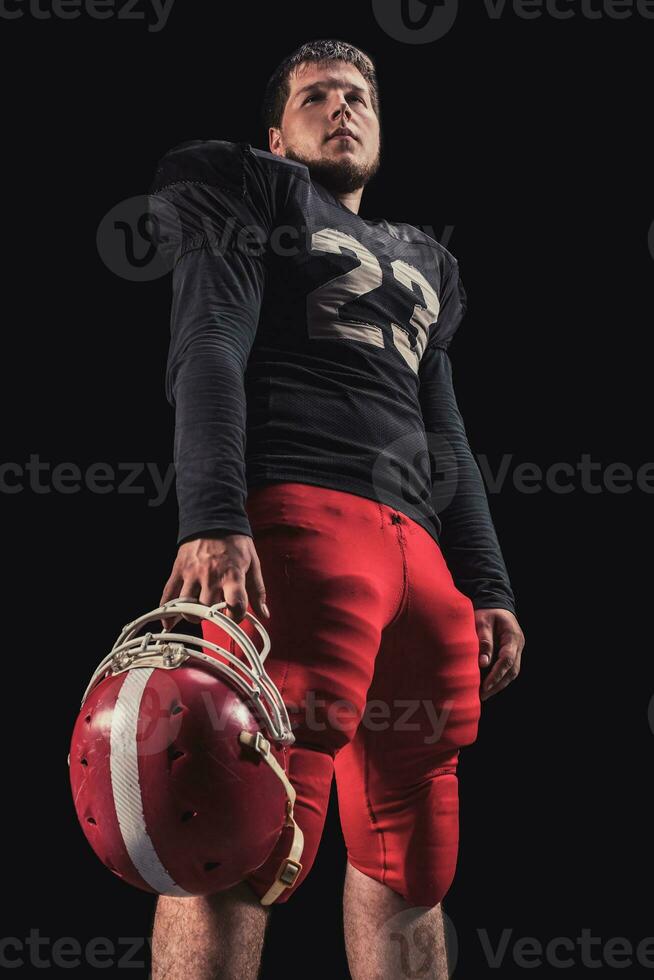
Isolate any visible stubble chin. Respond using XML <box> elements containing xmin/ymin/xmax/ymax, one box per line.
<box><xmin>283</xmin><ymin>141</ymin><xmax>380</xmax><ymax>195</ymax></box>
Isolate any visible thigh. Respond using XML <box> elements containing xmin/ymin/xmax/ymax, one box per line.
<box><xmin>343</xmin><ymin>527</ymin><xmax>481</xmax><ymax>777</ymax></box>
<box><xmin>333</xmin><ymin>522</ymin><xmax>482</xmax><ymax>903</ymax></box>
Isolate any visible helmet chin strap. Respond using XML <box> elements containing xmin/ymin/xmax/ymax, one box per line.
<box><xmin>239</xmin><ymin>731</ymin><xmax>304</xmax><ymax>904</ymax></box>
<box><xmin>76</xmin><ymin>598</ymin><xmax>304</xmax><ymax>904</ymax></box>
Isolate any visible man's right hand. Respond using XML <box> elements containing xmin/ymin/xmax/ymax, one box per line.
<box><xmin>158</xmin><ymin>535</ymin><xmax>270</xmax><ymax>630</ymax></box>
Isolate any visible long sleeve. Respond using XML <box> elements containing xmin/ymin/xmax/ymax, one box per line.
<box><xmin>419</xmin><ymin>259</ymin><xmax>517</xmax><ymax>614</ymax></box>
<box><xmin>166</xmin><ymin>245</ymin><xmax>265</xmax><ymax>543</ymax></box>
<box><xmin>147</xmin><ymin>140</ymin><xmax>274</xmax><ymax>546</ymax></box>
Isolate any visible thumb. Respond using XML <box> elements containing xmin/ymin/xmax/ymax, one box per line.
<box><xmin>477</xmin><ymin>623</ymin><xmax>494</xmax><ymax>667</ymax></box>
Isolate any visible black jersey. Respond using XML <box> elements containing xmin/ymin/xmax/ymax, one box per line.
<box><xmin>148</xmin><ymin>139</ymin><xmax>516</xmax><ymax>614</ymax></box>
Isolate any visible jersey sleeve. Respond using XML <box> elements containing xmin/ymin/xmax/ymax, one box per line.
<box><xmin>147</xmin><ymin>140</ymin><xmax>275</xmax><ymax>545</ymax></box>
<box><xmin>426</xmin><ymin>253</ymin><xmax>468</xmax><ymax>353</ymax></box>
<box><xmin>418</xmin><ymin>268</ymin><xmax>517</xmax><ymax>614</ymax></box>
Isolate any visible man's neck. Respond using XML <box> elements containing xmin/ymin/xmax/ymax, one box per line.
<box><xmin>334</xmin><ymin>187</ymin><xmax>363</xmax><ymax>214</ymax></box>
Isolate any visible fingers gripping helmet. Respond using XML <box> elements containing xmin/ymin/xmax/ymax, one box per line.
<box><xmin>68</xmin><ymin>598</ymin><xmax>303</xmax><ymax>905</ymax></box>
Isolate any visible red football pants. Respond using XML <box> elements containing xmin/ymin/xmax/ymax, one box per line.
<box><xmin>201</xmin><ymin>482</ymin><xmax>481</xmax><ymax>907</ymax></box>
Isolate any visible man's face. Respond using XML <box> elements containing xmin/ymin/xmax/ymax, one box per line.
<box><xmin>270</xmin><ymin>60</ymin><xmax>381</xmax><ymax>195</ymax></box>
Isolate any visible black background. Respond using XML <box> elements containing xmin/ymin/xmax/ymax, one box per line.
<box><xmin>3</xmin><ymin>1</ymin><xmax>652</xmax><ymax>977</ymax></box>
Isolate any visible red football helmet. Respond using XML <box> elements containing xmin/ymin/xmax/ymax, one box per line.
<box><xmin>68</xmin><ymin>597</ymin><xmax>303</xmax><ymax>905</ymax></box>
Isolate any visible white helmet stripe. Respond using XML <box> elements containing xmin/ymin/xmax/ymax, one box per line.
<box><xmin>110</xmin><ymin>668</ymin><xmax>192</xmax><ymax>897</ymax></box>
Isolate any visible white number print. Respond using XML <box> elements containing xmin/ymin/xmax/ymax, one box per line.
<box><xmin>306</xmin><ymin>227</ymin><xmax>441</xmax><ymax>373</ymax></box>
<box><xmin>390</xmin><ymin>259</ymin><xmax>440</xmax><ymax>373</ymax></box>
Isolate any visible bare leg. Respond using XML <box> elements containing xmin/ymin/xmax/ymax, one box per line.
<box><xmin>343</xmin><ymin>861</ymin><xmax>449</xmax><ymax>980</ymax></box>
<box><xmin>150</xmin><ymin>881</ymin><xmax>270</xmax><ymax>980</ymax></box>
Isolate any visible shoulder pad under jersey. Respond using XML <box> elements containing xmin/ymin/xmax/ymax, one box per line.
<box><xmin>149</xmin><ymin>138</ymin><xmax>251</xmax><ymax>196</ymax></box>
<box><xmin>149</xmin><ymin>138</ymin><xmax>309</xmax><ymax>196</ymax></box>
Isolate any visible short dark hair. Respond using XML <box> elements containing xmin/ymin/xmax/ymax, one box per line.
<box><xmin>261</xmin><ymin>39</ymin><xmax>381</xmax><ymax>133</ymax></box>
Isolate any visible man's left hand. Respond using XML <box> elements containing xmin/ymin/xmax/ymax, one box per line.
<box><xmin>475</xmin><ymin>608</ymin><xmax>525</xmax><ymax>701</ymax></box>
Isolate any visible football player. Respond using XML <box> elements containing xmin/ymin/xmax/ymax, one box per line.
<box><xmin>148</xmin><ymin>38</ymin><xmax>525</xmax><ymax>980</ymax></box>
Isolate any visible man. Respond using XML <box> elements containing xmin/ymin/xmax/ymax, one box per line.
<box><xmin>148</xmin><ymin>38</ymin><xmax>525</xmax><ymax>980</ymax></box>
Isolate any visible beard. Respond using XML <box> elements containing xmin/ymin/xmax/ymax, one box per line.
<box><xmin>283</xmin><ymin>142</ymin><xmax>381</xmax><ymax>195</ymax></box>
